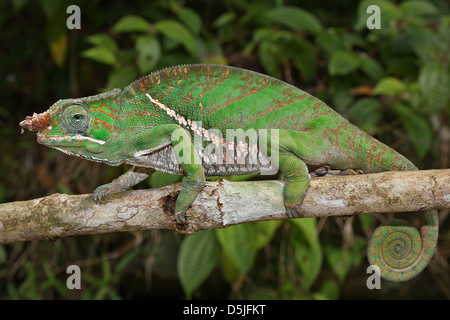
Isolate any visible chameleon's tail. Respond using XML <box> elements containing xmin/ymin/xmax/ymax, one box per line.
<box><xmin>367</xmin><ymin>209</ymin><xmax>438</xmax><ymax>281</ymax></box>
<box><xmin>366</xmin><ymin>157</ymin><xmax>439</xmax><ymax>281</ymax></box>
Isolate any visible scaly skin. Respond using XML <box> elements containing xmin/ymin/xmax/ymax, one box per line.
<box><xmin>20</xmin><ymin>64</ymin><xmax>438</xmax><ymax>281</ymax></box>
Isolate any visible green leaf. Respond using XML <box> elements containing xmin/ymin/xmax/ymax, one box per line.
<box><xmin>81</xmin><ymin>47</ymin><xmax>116</xmax><ymax>65</ymax></box>
<box><xmin>328</xmin><ymin>51</ymin><xmax>360</xmax><ymax>76</ymax></box>
<box><xmin>114</xmin><ymin>248</ymin><xmax>141</xmax><ymax>273</ymax></box>
<box><xmin>418</xmin><ymin>62</ymin><xmax>450</xmax><ymax>112</ymax></box>
<box><xmin>317</xmin><ymin>29</ymin><xmax>345</xmax><ymax>56</ymax></box>
<box><xmin>220</xmin><ymin>250</ymin><xmax>240</xmax><ymax>283</ymax></box>
<box><xmin>292</xmin><ymin>40</ymin><xmax>318</xmax><ymax>81</ymax></box>
<box><xmin>316</xmin><ymin>279</ymin><xmax>340</xmax><ymax>300</ymax></box>
<box><xmin>112</xmin><ymin>15</ymin><xmax>150</xmax><ymax>33</ymax></box>
<box><xmin>358</xmin><ymin>214</ymin><xmax>375</xmax><ymax>234</ymax></box>
<box><xmin>349</xmin><ymin>98</ymin><xmax>382</xmax><ymax>132</ymax></box>
<box><xmin>155</xmin><ymin>20</ymin><xmax>197</xmax><ymax>57</ymax></box>
<box><xmin>258</xmin><ymin>41</ymin><xmax>283</xmax><ymax>78</ymax></box>
<box><xmin>359</xmin><ymin>55</ymin><xmax>384</xmax><ymax>81</ymax></box>
<box><xmin>12</xmin><ymin>0</ymin><xmax>30</xmax><ymax>14</ymax></box>
<box><xmin>372</xmin><ymin>77</ymin><xmax>406</xmax><ymax>96</ymax></box>
<box><xmin>265</xmin><ymin>6</ymin><xmax>322</xmax><ymax>34</ymax></box>
<box><xmin>393</xmin><ymin>104</ymin><xmax>432</xmax><ymax>160</ymax></box>
<box><xmin>212</xmin><ymin>12</ymin><xmax>236</xmax><ymax>28</ymax></box>
<box><xmin>289</xmin><ymin>218</ymin><xmax>322</xmax><ymax>288</ymax></box>
<box><xmin>106</xmin><ymin>66</ymin><xmax>137</xmax><ymax>90</ymax></box>
<box><xmin>253</xmin><ymin>220</ymin><xmax>282</xmax><ymax>250</ymax></box>
<box><xmin>330</xmin><ymin>77</ymin><xmax>355</xmax><ymax>112</ymax></box>
<box><xmin>406</xmin><ymin>26</ymin><xmax>449</xmax><ymax>63</ymax></box>
<box><xmin>324</xmin><ymin>236</ymin><xmax>366</xmax><ymax>282</ymax></box>
<box><xmin>401</xmin><ymin>1</ymin><xmax>438</xmax><ymax>17</ymax></box>
<box><xmin>177</xmin><ymin>230</ymin><xmax>220</xmax><ymax>299</ymax></box>
<box><xmin>136</xmin><ymin>35</ymin><xmax>161</xmax><ymax>74</ymax></box>
<box><xmin>173</xmin><ymin>6</ymin><xmax>202</xmax><ymax>34</ymax></box>
<box><xmin>39</xmin><ymin>0</ymin><xmax>61</xmax><ymax>18</ymax></box>
<box><xmin>86</xmin><ymin>34</ymin><xmax>118</xmax><ymax>53</ymax></box>
<box><xmin>216</xmin><ymin>224</ymin><xmax>257</xmax><ymax>275</ymax></box>
<box><xmin>0</xmin><ymin>245</ymin><xmax>6</xmax><ymax>264</ymax></box>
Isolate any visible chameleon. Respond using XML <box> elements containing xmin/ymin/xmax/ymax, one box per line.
<box><xmin>20</xmin><ymin>64</ymin><xmax>438</xmax><ymax>281</ymax></box>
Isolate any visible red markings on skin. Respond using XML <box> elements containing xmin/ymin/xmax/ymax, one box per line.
<box><xmin>90</xmin><ymin>102</ymin><xmax>121</xmax><ymax>120</ymax></box>
<box><xmin>216</xmin><ymin>77</ymin><xmax>271</xmax><ymax>112</ymax></box>
<box><xmin>93</xmin><ymin>118</ymin><xmax>117</xmax><ymax>132</ymax></box>
<box><xmin>184</xmin><ymin>69</ymin><xmax>231</xmax><ymax>105</ymax></box>
<box><xmin>392</xmin><ymin>156</ymin><xmax>400</xmax><ymax>170</ymax></box>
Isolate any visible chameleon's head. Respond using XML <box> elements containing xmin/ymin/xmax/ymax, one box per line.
<box><xmin>20</xmin><ymin>88</ymin><xmax>122</xmax><ymax>163</ymax></box>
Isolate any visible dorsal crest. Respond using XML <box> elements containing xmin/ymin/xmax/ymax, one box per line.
<box><xmin>73</xmin><ymin>88</ymin><xmax>122</xmax><ymax>104</ymax></box>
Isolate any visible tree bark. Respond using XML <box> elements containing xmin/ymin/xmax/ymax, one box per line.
<box><xmin>0</xmin><ymin>169</ymin><xmax>448</xmax><ymax>244</ymax></box>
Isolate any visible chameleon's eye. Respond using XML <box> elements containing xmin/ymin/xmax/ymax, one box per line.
<box><xmin>61</xmin><ymin>104</ymin><xmax>91</xmax><ymax>133</ymax></box>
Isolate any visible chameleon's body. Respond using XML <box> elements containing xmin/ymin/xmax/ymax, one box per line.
<box><xmin>20</xmin><ymin>64</ymin><xmax>438</xmax><ymax>281</ymax></box>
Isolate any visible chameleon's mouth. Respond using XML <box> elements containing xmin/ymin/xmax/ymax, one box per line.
<box><xmin>20</xmin><ymin>112</ymin><xmax>51</xmax><ymax>133</ymax></box>
<box><xmin>36</xmin><ymin>132</ymin><xmax>106</xmax><ymax>146</ymax></box>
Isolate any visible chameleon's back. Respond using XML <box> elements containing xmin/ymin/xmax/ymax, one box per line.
<box><xmin>120</xmin><ymin>64</ymin><xmax>415</xmax><ymax>173</ymax></box>
<box><xmin>121</xmin><ymin>64</ymin><xmax>326</xmax><ymax>131</ymax></box>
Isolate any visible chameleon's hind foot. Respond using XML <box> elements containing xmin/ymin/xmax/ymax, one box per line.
<box><xmin>284</xmin><ymin>202</ymin><xmax>304</xmax><ymax>218</ymax></box>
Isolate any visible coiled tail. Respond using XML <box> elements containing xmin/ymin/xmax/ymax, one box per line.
<box><xmin>367</xmin><ymin>210</ymin><xmax>438</xmax><ymax>281</ymax></box>
<box><xmin>365</xmin><ymin>152</ymin><xmax>439</xmax><ymax>281</ymax></box>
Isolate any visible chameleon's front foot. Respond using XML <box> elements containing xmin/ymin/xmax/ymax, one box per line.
<box><xmin>93</xmin><ymin>167</ymin><xmax>150</xmax><ymax>203</ymax></box>
<box><xmin>174</xmin><ymin>211</ymin><xmax>187</xmax><ymax>224</ymax></box>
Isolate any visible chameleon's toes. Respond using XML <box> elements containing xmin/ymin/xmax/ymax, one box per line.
<box><xmin>92</xmin><ymin>192</ymin><xmax>104</xmax><ymax>204</ymax></box>
<box><xmin>314</xmin><ymin>165</ymin><xmax>330</xmax><ymax>176</ymax></box>
<box><xmin>285</xmin><ymin>204</ymin><xmax>303</xmax><ymax>219</ymax></box>
<box><xmin>175</xmin><ymin>211</ymin><xmax>186</xmax><ymax>224</ymax></box>
<box><xmin>93</xmin><ymin>185</ymin><xmax>112</xmax><ymax>203</ymax></box>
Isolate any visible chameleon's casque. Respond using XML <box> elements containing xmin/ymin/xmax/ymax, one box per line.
<box><xmin>20</xmin><ymin>64</ymin><xmax>438</xmax><ymax>282</ymax></box>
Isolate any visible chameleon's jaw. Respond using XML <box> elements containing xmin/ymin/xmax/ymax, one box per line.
<box><xmin>20</xmin><ymin>112</ymin><xmax>51</xmax><ymax>133</ymax></box>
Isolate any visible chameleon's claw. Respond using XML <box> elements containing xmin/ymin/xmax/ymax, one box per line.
<box><xmin>348</xmin><ymin>168</ymin><xmax>364</xmax><ymax>175</ymax></box>
<box><xmin>93</xmin><ymin>184</ymin><xmax>115</xmax><ymax>203</ymax></box>
<box><xmin>312</xmin><ymin>166</ymin><xmax>329</xmax><ymax>177</ymax></box>
<box><xmin>175</xmin><ymin>211</ymin><xmax>186</xmax><ymax>224</ymax></box>
<box><xmin>339</xmin><ymin>168</ymin><xmax>364</xmax><ymax>175</ymax></box>
<box><xmin>285</xmin><ymin>204</ymin><xmax>303</xmax><ymax>219</ymax></box>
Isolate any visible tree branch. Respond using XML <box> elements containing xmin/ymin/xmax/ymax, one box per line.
<box><xmin>1</xmin><ymin>169</ymin><xmax>448</xmax><ymax>244</ymax></box>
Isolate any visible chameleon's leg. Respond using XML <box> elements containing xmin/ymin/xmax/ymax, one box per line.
<box><xmin>274</xmin><ymin>130</ymin><xmax>314</xmax><ymax>218</ymax></box>
<box><xmin>279</xmin><ymin>152</ymin><xmax>310</xmax><ymax>218</ymax></box>
<box><xmin>173</xmin><ymin>134</ymin><xmax>205</xmax><ymax>224</ymax></box>
<box><xmin>130</xmin><ymin>124</ymin><xmax>205</xmax><ymax>224</ymax></box>
<box><xmin>93</xmin><ymin>166</ymin><xmax>150</xmax><ymax>203</ymax></box>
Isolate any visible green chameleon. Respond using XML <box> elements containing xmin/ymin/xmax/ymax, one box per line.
<box><xmin>20</xmin><ymin>64</ymin><xmax>438</xmax><ymax>281</ymax></box>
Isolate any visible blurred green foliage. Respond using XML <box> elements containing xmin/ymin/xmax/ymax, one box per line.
<box><xmin>1</xmin><ymin>0</ymin><xmax>449</xmax><ymax>299</ymax></box>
